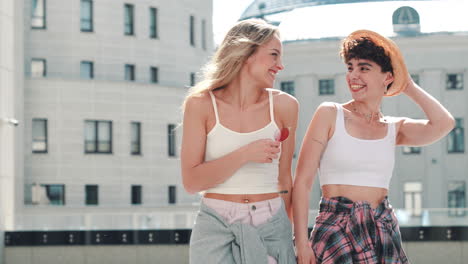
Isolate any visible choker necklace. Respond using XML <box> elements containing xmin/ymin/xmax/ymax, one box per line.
<box><xmin>351</xmin><ymin>101</ymin><xmax>384</xmax><ymax>123</ymax></box>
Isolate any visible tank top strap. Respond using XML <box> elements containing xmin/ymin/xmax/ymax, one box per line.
<box><xmin>208</xmin><ymin>91</ymin><xmax>220</xmax><ymax>124</ymax></box>
<box><xmin>268</xmin><ymin>90</ymin><xmax>275</xmax><ymax>122</ymax></box>
<box><xmin>334</xmin><ymin>103</ymin><xmax>345</xmax><ymax>131</ymax></box>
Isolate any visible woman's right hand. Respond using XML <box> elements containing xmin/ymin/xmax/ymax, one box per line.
<box><xmin>296</xmin><ymin>245</ymin><xmax>317</xmax><ymax>264</ymax></box>
<box><xmin>242</xmin><ymin>139</ymin><xmax>280</xmax><ymax>163</ymax></box>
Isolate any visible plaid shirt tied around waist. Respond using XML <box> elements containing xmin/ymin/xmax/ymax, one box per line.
<box><xmin>310</xmin><ymin>196</ymin><xmax>409</xmax><ymax>264</ymax></box>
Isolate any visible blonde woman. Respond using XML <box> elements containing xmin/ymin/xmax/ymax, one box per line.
<box><xmin>181</xmin><ymin>19</ymin><xmax>298</xmax><ymax>263</ymax></box>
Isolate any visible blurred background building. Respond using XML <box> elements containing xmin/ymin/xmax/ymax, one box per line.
<box><xmin>1</xmin><ymin>0</ymin><xmax>467</xmax><ymax>263</ymax></box>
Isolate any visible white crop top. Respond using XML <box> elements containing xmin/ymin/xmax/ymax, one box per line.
<box><xmin>318</xmin><ymin>103</ymin><xmax>396</xmax><ymax>189</ymax></box>
<box><xmin>204</xmin><ymin>89</ymin><xmax>280</xmax><ymax>194</ymax></box>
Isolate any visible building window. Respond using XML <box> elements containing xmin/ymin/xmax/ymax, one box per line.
<box><xmin>149</xmin><ymin>7</ymin><xmax>158</xmax><ymax>38</ymax></box>
<box><xmin>404</xmin><ymin>182</ymin><xmax>422</xmax><ymax>217</ymax></box>
<box><xmin>201</xmin><ymin>19</ymin><xmax>206</xmax><ymax>50</ymax></box>
<box><xmin>280</xmin><ymin>81</ymin><xmax>295</xmax><ymax>96</ymax></box>
<box><xmin>319</xmin><ymin>79</ymin><xmax>335</xmax><ymax>95</ymax></box>
<box><xmin>446</xmin><ymin>73</ymin><xmax>463</xmax><ymax>90</ymax></box>
<box><xmin>85</xmin><ymin>185</ymin><xmax>98</xmax><ymax>205</ymax></box>
<box><xmin>190</xmin><ymin>72</ymin><xmax>196</xmax><ymax>86</ymax></box>
<box><xmin>32</xmin><ymin>118</ymin><xmax>48</xmax><ymax>153</ymax></box>
<box><xmin>31</xmin><ymin>58</ymin><xmax>46</xmax><ymax>77</ymax></box>
<box><xmin>448</xmin><ymin>181</ymin><xmax>465</xmax><ymax>217</ymax></box>
<box><xmin>31</xmin><ymin>183</ymin><xmax>64</xmax><ymax>205</ymax></box>
<box><xmin>411</xmin><ymin>74</ymin><xmax>420</xmax><ymax>85</ymax></box>
<box><xmin>80</xmin><ymin>61</ymin><xmax>94</xmax><ymax>79</ymax></box>
<box><xmin>190</xmin><ymin>15</ymin><xmax>195</xmax><ymax>46</ymax></box>
<box><xmin>125</xmin><ymin>64</ymin><xmax>135</xmax><ymax>81</ymax></box>
<box><xmin>168</xmin><ymin>185</ymin><xmax>176</xmax><ymax>204</ymax></box>
<box><xmin>402</xmin><ymin>146</ymin><xmax>421</xmax><ymax>154</ymax></box>
<box><xmin>124</xmin><ymin>4</ymin><xmax>134</xmax><ymax>36</ymax></box>
<box><xmin>131</xmin><ymin>185</ymin><xmax>142</xmax><ymax>205</ymax></box>
<box><xmin>84</xmin><ymin>120</ymin><xmax>112</xmax><ymax>154</ymax></box>
<box><xmin>31</xmin><ymin>0</ymin><xmax>46</xmax><ymax>29</ymax></box>
<box><xmin>150</xmin><ymin>67</ymin><xmax>159</xmax><ymax>83</ymax></box>
<box><xmin>448</xmin><ymin>118</ymin><xmax>464</xmax><ymax>153</ymax></box>
<box><xmin>80</xmin><ymin>0</ymin><xmax>93</xmax><ymax>32</ymax></box>
<box><xmin>131</xmin><ymin>122</ymin><xmax>141</xmax><ymax>155</ymax></box>
<box><xmin>168</xmin><ymin>124</ymin><xmax>176</xmax><ymax>157</ymax></box>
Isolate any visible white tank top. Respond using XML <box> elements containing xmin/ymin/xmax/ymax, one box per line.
<box><xmin>318</xmin><ymin>103</ymin><xmax>396</xmax><ymax>189</ymax></box>
<box><xmin>204</xmin><ymin>89</ymin><xmax>280</xmax><ymax>194</ymax></box>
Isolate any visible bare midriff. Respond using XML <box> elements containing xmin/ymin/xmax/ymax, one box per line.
<box><xmin>204</xmin><ymin>192</ymin><xmax>279</xmax><ymax>203</ymax></box>
<box><xmin>322</xmin><ymin>184</ymin><xmax>388</xmax><ymax>209</ymax></box>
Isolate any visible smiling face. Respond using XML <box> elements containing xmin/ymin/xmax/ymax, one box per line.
<box><xmin>244</xmin><ymin>35</ymin><xmax>284</xmax><ymax>89</ymax></box>
<box><xmin>346</xmin><ymin>58</ymin><xmax>394</xmax><ymax>101</ymax></box>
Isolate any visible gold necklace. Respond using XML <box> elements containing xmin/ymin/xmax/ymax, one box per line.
<box><xmin>351</xmin><ymin>101</ymin><xmax>384</xmax><ymax>123</ymax></box>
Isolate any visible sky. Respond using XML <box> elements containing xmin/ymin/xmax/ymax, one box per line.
<box><xmin>213</xmin><ymin>0</ymin><xmax>253</xmax><ymax>45</ymax></box>
<box><xmin>212</xmin><ymin>0</ymin><xmax>468</xmax><ymax>44</ymax></box>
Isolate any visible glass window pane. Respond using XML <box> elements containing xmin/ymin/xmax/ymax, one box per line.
<box><xmin>131</xmin><ymin>122</ymin><xmax>141</xmax><ymax>154</ymax></box>
<box><xmin>31</xmin><ymin>0</ymin><xmax>45</xmax><ymax>28</ymax></box>
<box><xmin>132</xmin><ymin>185</ymin><xmax>142</xmax><ymax>205</ymax></box>
<box><xmin>44</xmin><ymin>184</ymin><xmax>65</xmax><ymax>205</ymax></box>
<box><xmin>149</xmin><ymin>8</ymin><xmax>157</xmax><ymax>38</ymax></box>
<box><xmin>80</xmin><ymin>0</ymin><xmax>93</xmax><ymax>31</ymax></box>
<box><xmin>190</xmin><ymin>15</ymin><xmax>195</xmax><ymax>46</ymax></box>
<box><xmin>32</xmin><ymin>119</ymin><xmax>47</xmax><ymax>152</ymax></box>
<box><xmin>31</xmin><ymin>59</ymin><xmax>46</xmax><ymax>77</ymax></box>
<box><xmin>86</xmin><ymin>185</ymin><xmax>98</xmax><ymax>205</ymax></box>
<box><xmin>80</xmin><ymin>61</ymin><xmax>93</xmax><ymax>79</ymax></box>
<box><xmin>168</xmin><ymin>124</ymin><xmax>176</xmax><ymax>157</ymax></box>
<box><xmin>124</xmin><ymin>4</ymin><xmax>134</xmax><ymax>35</ymax></box>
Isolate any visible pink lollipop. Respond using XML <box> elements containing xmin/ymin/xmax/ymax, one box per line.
<box><xmin>274</xmin><ymin>127</ymin><xmax>289</xmax><ymax>142</ymax></box>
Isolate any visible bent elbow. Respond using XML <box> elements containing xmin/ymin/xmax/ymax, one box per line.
<box><xmin>182</xmin><ymin>172</ymin><xmax>201</xmax><ymax>194</ymax></box>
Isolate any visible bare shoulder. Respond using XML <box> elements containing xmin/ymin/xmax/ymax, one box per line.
<box><xmin>183</xmin><ymin>92</ymin><xmax>213</xmax><ymax>118</ymax></box>
<box><xmin>270</xmin><ymin>89</ymin><xmax>298</xmax><ymax>112</ymax></box>
<box><xmin>315</xmin><ymin>101</ymin><xmax>337</xmax><ymax>118</ymax></box>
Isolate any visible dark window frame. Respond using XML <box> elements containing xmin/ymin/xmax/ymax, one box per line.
<box><xmin>446</xmin><ymin>73</ymin><xmax>463</xmax><ymax>90</ymax></box>
<box><xmin>80</xmin><ymin>61</ymin><xmax>94</xmax><ymax>79</ymax></box>
<box><xmin>168</xmin><ymin>124</ymin><xmax>176</xmax><ymax>157</ymax></box>
<box><xmin>448</xmin><ymin>118</ymin><xmax>465</xmax><ymax>153</ymax></box>
<box><xmin>43</xmin><ymin>184</ymin><xmax>65</xmax><ymax>205</ymax></box>
<box><xmin>31</xmin><ymin>0</ymin><xmax>47</xmax><ymax>29</ymax></box>
<box><xmin>168</xmin><ymin>185</ymin><xmax>176</xmax><ymax>204</ymax></box>
<box><xmin>125</xmin><ymin>64</ymin><xmax>136</xmax><ymax>81</ymax></box>
<box><xmin>149</xmin><ymin>7</ymin><xmax>158</xmax><ymax>39</ymax></box>
<box><xmin>448</xmin><ymin>181</ymin><xmax>466</xmax><ymax>217</ymax></box>
<box><xmin>80</xmin><ymin>0</ymin><xmax>93</xmax><ymax>32</ymax></box>
<box><xmin>131</xmin><ymin>122</ymin><xmax>142</xmax><ymax>155</ymax></box>
<box><xmin>280</xmin><ymin>81</ymin><xmax>295</xmax><ymax>96</ymax></box>
<box><xmin>31</xmin><ymin>58</ymin><xmax>47</xmax><ymax>77</ymax></box>
<box><xmin>150</xmin><ymin>66</ymin><xmax>159</xmax><ymax>83</ymax></box>
<box><xmin>319</xmin><ymin>79</ymin><xmax>335</xmax><ymax>95</ymax></box>
<box><xmin>84</xmin><ymin>120</ymin><xmax>113</xmax><ymax>154</ymax></box>
<box><xmin>32</xmin><ymin>118</ymin><xmax>48</xmax><ymax>153</ymax></box>
<box><xmin>85</xmin><ymin>185</ymin><xmax>99</xmax><ymax>205</ymax></box>
<box><xmin>190</xmin><ymin>72</ymin><xmax>196</xmax><ymax>87</ymax></box>
<box><xmin>124</xmin><ymin>4</ymin><xmax>135</xmax><ymax>36</ymax></box>
<box><xmin>131</xmin><ymin>185</ymin><xmax>142</xmax><ymax>205</ymax></box>
<box><xmin>189</xmin><ymin>15</ymin><xmax>195</xmax><ymax>46</ymax></box>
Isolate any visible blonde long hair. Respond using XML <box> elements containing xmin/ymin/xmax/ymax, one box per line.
<box><xmin>181</xmin><ymin>19</ymin><xmax>279</xmax><ymax>112</ymax></box>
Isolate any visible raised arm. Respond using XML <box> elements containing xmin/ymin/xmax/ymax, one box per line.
<box><xmin>396</xmin><ymin>78</ymin><xmax>455</xmax><ymax>146</ymax></box>
<box><xmin>293</xmin><ymin>103</ymin><xmax>335</xmax><ymax>264</ymax></box>
<box><xmin>276</xmin><ymin>93</ymin><xmax>299</xmax><ymax>220</ymax></box>
<box><xmin>181</xmin><ymin>95</ymin><xmax>281</xmax><ymax>194</ymax></box>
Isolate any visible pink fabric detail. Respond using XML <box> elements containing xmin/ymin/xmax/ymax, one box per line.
<box><xmin>202</xmin><ymin>197</ymin><xmax>282</xmax><ymax>264</ymax></box>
